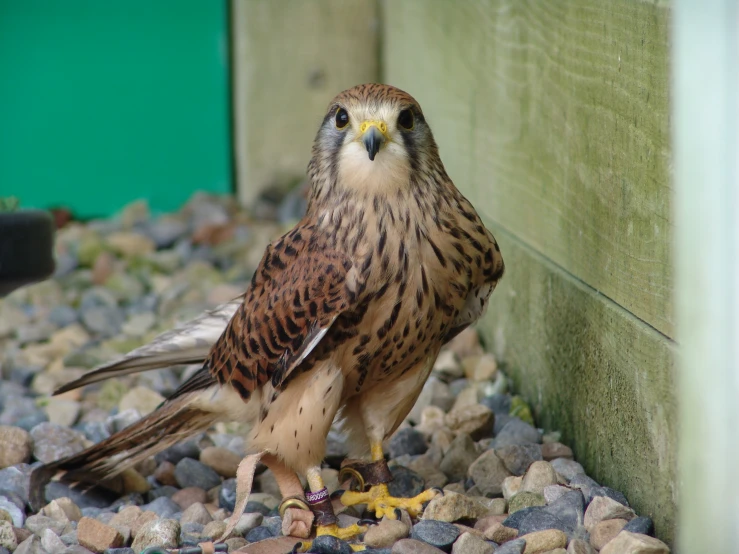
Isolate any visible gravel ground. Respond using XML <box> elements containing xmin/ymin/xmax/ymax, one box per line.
<box><xmin>0</xmin><ymin>193</ymin><xmax>670</xmax><ymax>554</ymax></box>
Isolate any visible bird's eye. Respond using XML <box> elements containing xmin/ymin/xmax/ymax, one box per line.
<box><xmin>398</xmin><ymin>109</ymin><xmax>414</xmax><ymax>130</ymax></box>
<box><xmin>335</xmin><ymin>108</ymin><xmax>349</xmax><ymax>129</ymax></box>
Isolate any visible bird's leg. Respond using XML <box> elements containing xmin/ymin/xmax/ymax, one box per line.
<box><xmin>293</xmin><ymin>467</ymin><xmax>368</xmax><ymax>552</ymax></box>
<box><xmin>339</xmin><ymin>442</ymin><xmax>440</xmax><ymax>519</ymax></box>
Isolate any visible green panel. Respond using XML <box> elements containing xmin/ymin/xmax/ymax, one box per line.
<box><xmin>382</xmin><ymin>0</ymin><xmax>673</xmax><ymax>337</ymax></box>
<box><xmin>0</xmin><ymin>0</ymin><xmax>231</xmax><ymax>218</ymax></box>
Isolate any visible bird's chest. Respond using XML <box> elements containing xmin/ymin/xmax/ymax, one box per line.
<box><xmin>337</xmin><ymin>231</ymin><xmax>472</xmax><ymax>393</ymax></box>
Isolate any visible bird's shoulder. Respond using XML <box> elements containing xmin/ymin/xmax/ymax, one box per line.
<box><xmin>204</xmin><ymin>220</ymin><xmax>364</xmax><ymax>398</ymax></box>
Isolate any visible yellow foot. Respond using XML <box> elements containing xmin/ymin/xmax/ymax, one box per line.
<box><xmin>293</xmin><ymin>524</ymin><xmax>368</xmax><ymax>552</ymax></box>
<box><xmin>340</xmin><ymin>483</ymin><xmax>441</xmax><ymax>519</ymax></box>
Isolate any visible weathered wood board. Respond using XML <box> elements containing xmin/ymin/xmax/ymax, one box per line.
<box><xmin>479</xmin><ymin>223</ymin><xmax>677</xmax><ymax>544</ymax></box>
<box><xmin>232</xmin><ymin>0</ymin><xmax>379</xmax><ymax>205</ymax></box>
<box><xmin>383</xmin><ymin>0</ymin><xmax>673</xmax><ymax>337</ymax></box>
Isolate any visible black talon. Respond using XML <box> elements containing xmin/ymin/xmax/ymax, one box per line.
<box><xmin>292</xmin><ymin>542</ymin><xmax>304</xmax><ymax>553</ymax></box>
<box><xmin>359</xmin><ymin>518</ymin><xmax>379</xmax><ymax>526</ymax></box>
<box><xmin>432</xmin><ymin>487</ymin><xmax>444</xmax><ymax>496</ymax></box>
<box><xmin>394</xmin><ymin>508</ymin><xmax>402</xmax><ymax>520</ymax></box>
<box><xmin>330</xmin><ymin>489</ymin><xmax>346</xmax><ymax>499</ymax></box>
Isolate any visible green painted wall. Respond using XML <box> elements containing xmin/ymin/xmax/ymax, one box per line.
<box><xmin>0</xmin><ymin>0</ymin><xmax>231</xmax><ymax>218</ymax></box>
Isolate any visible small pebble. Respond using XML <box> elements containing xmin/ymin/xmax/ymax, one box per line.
<box><xmin>77</xmin><ymin>517</ymin><xmax>124</xmax><ymax>553</ymax></box>
<box><xmin>391</xmin><ymin>538</ymin><xmax>446</xmax><ymax>553</ymax></box>
<box><xmin>389</xmin><ymin>428</ymin><xmax>429</xmax><ymax>458</ymax></box>
<box><xmin>521</xmin><ymin>529</ymin><xmax>567</xmax><ymax>553</ymax></box>
<box><xmin>422</xmin><ymin>491</ymin><xmax>489</xmax><ymax>522</ymax></box>
<box><xmin>29</xmin><ymin>422</ymin><xmax>88</xmax><ymax>463</ymax></box>
<box><xmin>494</xmin><ymin>538</ymin><xmax>526</xmax><ymax>554</ymax></box>
<box><xmin>589</xmin><ymin>518</ymin><xmax>628</xmax><ymax>550</ymax></box>
<box><xmin>520</xmin><ymin>461</ymin><xmax>558</xmax><ymax>495</ymax></box>
<box><xmin>309</xmin><ymin>534</ymin><xmax>354</xmax><ymax>554</ymax></box>
<box><xmin>130</xmin><ymin>519</ymin><xmax>180</xmax><ymax>552</ymax></box>
<box><xmin>622</xmin><ymin>516</ymin><xmax>655</xmax><ymax>536</ymax></box>
<box><xmin>199</xmin><ymin>446</ymin><xmax>242</xmax><ymax>478</ymax></box>
<box><xmin>583</xmin><ymin>496</ymin><xmax>636</xmax><ymax>530</ymax></box>
<box><xmin>496</xmin><ymin>444</ymin><xmax>543</xmax><ymax>476</ymax></box>
<box><xmin>444</xmin><ymin>405</ymin><xmax>493</xmax><ymax>439</ymax></box>
<box><xmin>246</xmin><ymin>525</ymin><xmax>273</xmax><ymax>542</ymax></box>
<box><xmin>388</xmin><ymin>466</ymin><xmax>425</xmax><ymax>499</ymax></box>
<box><xmin>171</xmin><ymin>486</ymin><xmax>207</xmax><ymax>510</ymax></box>
<box><xmin>599</xmin><ymin>531</ymin><xmax>669</xmax><ymax>554</ymax></box>
<box><xmin>494</xmin><ymin>419</ymin><xmax>541</xmax><ymax>447</ymax></box>
<box><xmin>0</xmin><ymin>426</ymin><xmax>33</xmax><ymax>468</ymax></box>
<box><xmin>174</xmin><ymin>458</ymin><xmax>221</xmax><ymax>491</ymax></box>
<box><xmin>541</xmin><ymin>443</ymin><xmax>573</xmax><ymax>461</ymax></box>
<box><xmin>467</xmin><ymin>449</ymin><xmax>512</xmax><ymax>497</ymax></box>
<box><xmin>549</xmin><ymin>459</ymin><xmax>585</xmax><ymax>481</ymax></box>
<box><xmin>410</xmin><ymin>520</ymin><xmax>460</xmax><ymax>551</ymax></box>
<box><xmin>439</xmin><ymin>434</ymin><xmax>479</xmax><ymax>482</ymax></box>
<box><xmin>365</xmin><ymin>518</ymin><xmax>410</xmax><ymax>548</ymax></box>
<box><xmin>451</xmin><ymin>531</ymin><xmax>494</xmax><ymax>554</ymax></box>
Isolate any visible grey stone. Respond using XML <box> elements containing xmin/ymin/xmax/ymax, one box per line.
<box><xmin>262</xmin><ymin>516</ymin><xmax>283</xmax><ymax>537</ymax></box>
<box><xmin>495</xmin><ymin>444</ymin><xmax>543</xmax><ymax>476</ymax></box>
<box><xmin>410</xmin><ymin>520</ymin><xmax>460</xmax><ymax>551</ymax></box>
<box><xmin>61</xmin><ymin>549</ymin><xmax>94</xmax><ymax>554</ymax></box>
<box><xmin>439</xmin><ymin>434</ymin><xmax>479</xmax><ymax>482</ymax></box>
<box><xmin>542</xmin><ymin>490</ymin><xmax>585</xmax><ymax>532</ymax></box>
<box><xmin>174</xmin><ymin>458</ymin><xmax>221</xmax><ymax>491</ymax></box>
<box><xmin>146</xmin><ymin>485</ymin><xmax>179</xmax><ymax>502</ymax></box>
<box><xmin>155</xmin><ymin>441</ymin><xmax>201</xmax><ymax>465</ymax></box>
<box><xmin>480</xmin><ymin>393</ymin><xmax>512</xmax><ymax>415</ymax></box>
<box><xmin>493</xmin><ymin>419</ymin><xmax>541</xmax><ymax>447</ymax></box>
<box><xmin>147</xmin><ymin>218</ymin><xmax>189</xmax><ymax>248</ymax></box>
<box><xmin>48</xmin><ymin>305</ymin><xmax>79</xmax><ymax>328</ymax></box>
<box><xmin>44</xmin><ymin>481</ymin><xmax>117</xmax><ymax>509</ymax></box>
<box><xmin>103</xmin><ymin>549</ymin><xmax>135</xmax><ymax>554</ymax></box>
<box><xmin>451</xmin><ymin>532</ymin><xmax>494</xmax><ymax>554</ymax></box>
<box><xmin>0</xmin><ymin>465</ymin><xmax>31</xmax><ymax>502</ymax></box>
<box><xmin>81</xmin><ymin>306</ymin><xmax>124</xmax><ymax>337</ymax></box>
<box><xmin>588</xmin><ymin>486</ymin><xmax>629</xmax><ymax>507</ymax></box>
<box><xmin>309</xmin><ymin>534</ymin><xmax>354</xmax><ymax>554</ymax></box>
<box><xmin>389</xmin><ymin>428</ymin><xmax>428</xmax><ymax>458</ymax></box>
<box><xmin>140</xmin><ymin>496</ymin><xmax>181</xmax><ymax>519</ymax></box>
<box><xmin>14</xmin><ymin>535</ymin><xmax>46</xmax><ymax>554</ymax></box>
<box><xmin>388</xmin><ymin>466</ymin><xmax>425</xmax><ymax>499</ymax></box>
<box><xmin>0</xmin><ymin>496</ymin><xmax>25</xmax><ymax>526</ymax></box>
<box><xmin>245</xmin><ymin>525</ymin><xmax>273</xmax><ymax>542</ymax></box>
<box><xmin>623</xmin><ymin>516</ymin><xmax>655</xmax><ymax>536</ymax></box>
<box><xmin>40</xmin><ymin>528</ymin><xmax>66</xmax><ymax>553</ymax></box>
<box><xmin>30</xmin><ymin>422</ymin><xmax>88</xmax><ymax>463</ymax></box>
<box><xmin>25</xmin><ymin>513</ymin><xmax>69</xmax><ymax>536</ymax></box>
<box><xmin>467</xmin><ymin>449</ymin><xmax>512</xmax><ymax>497</ymax></box>
<box><xmin>493</xmin><ymin>538</ymin><xmax>525</xmax><ymax>554</ymax></box>
<box><xmin>131</xmin><ymin>519</ymin><xmax>180</xmax><ymax>552</ymax></box>
<box><xmin>567</xmin><ymin>474</ymin><xmax>599</xmax><ymax>501</ymax></box>
<box><xmin>550</xmin><ymin>458</ymin><xmax>585</xmax><ymax>481</ymax></box>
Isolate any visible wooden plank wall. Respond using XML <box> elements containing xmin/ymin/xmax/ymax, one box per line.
<box><xmin>382</xmin><ymin>0</ymin><xmax>676</xmax><ymax>543</ymax></box>
<box><xmin>231</xmin><ymin>0</ymin><xmax>379</xmax><ymax>205</ymax></box>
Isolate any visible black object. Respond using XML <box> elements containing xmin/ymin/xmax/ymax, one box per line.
<box><xmin>0</xmin><ymin>210</ymin><xmax>55</xmax><ymax>297</ymax></box>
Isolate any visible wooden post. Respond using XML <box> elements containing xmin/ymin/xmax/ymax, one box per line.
<box><xmin>231</xmin><ymin>0</ymin><xmax>379</xmax><ymax>206</ymax></box>
<box><xmin>674</xmin><ymin>1</ymin><xmax>739</xmax><ymax>552</ymax></box>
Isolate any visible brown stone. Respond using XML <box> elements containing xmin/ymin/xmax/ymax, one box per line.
<box><xmin>364</xmin><ymin>518</ymin><xmax>410</xmax><ymax>548</ymax></box>
<box><xmin>584</xmin><ymin>496</ymin><xmax>636</xmax><ymax>529</ymax></box>
<box><xmin>0</xmin><ymin>426</ymin><xmax>33</xmax><ymax>469</ymax></box>
<box><xmin>154</xmin><ymin>461</ymin><xmax>178</xmax><ymax>486</ymax></box>
<box><xmin>520</xmin><ymin>461</ymin><xmax>559</xmax><ymax>495</ymax></box>
<box><xmin>473</xmin><ymin>514</ymin><xmax>508</xmax><ymax>533</ymax></box>
<box><xmin>200</xmin><ymin>446</ymin><xmax>241</xmax><ymax>478</ymax></box>
<box><xmin>392</xmin><ymin>538</ymin><xmax>447</xmax><ymax>553</ymax></box>
<box><xmin>541</xmin><ymin>442</ymin><xmax>574</xmax><ymax>461</ymax></box>
<box><xmin>599</xmin><ymin>531</ymin><xmax>670</xmax><ymax>554</ymax></box>
<box><xmin>172</xmin><ymin>486</ymin><xmax>207</xmax><ymax>510</ymax></box>
<box><xmin>77</xmin><ymin>517</ymin><xmax>124</xmax><ymax>553</ymax></box>
<box><xmin>483</xmin><ymin>521</ymin><xmax>519</xmax><ymax>543</ymax></box>
<box><xmin>445</xmin><ymin>404</ymin><xmax>494</xmax><ymax>438</ymax></box>
<box><xmin>523</xmin><ymin>529</ymin><xmax>567</xmax><ymax>553</ymax></box>
<box><xmin>590</xmin><ymin>518</ymin><xmax>628</xmax><ymax>550</ymax></box>
<box><xmin>567</xmin><ymin>538</ymin><xmax>595</xmax><ymax>554</ymax></box>
<box><xmin>40</xmin><ymin>497</ymin><xmax>82</xmax><ymax>522</ymax></box>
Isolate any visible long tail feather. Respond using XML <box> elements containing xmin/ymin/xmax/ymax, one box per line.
<box><xmin>30</xmin><ymin>391</ymin><xmax>221</xmax><ymax>510</ymax></box>
<box><xmin>53</xmin><ymin>298</ymin><xmax>240</xmax><ymax>395</ymax></box>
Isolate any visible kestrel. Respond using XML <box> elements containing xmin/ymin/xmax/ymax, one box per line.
<box><xmin>31</xmin><ymin>84</ymin><xmax>504</xmax><ymax>550</ymax></box>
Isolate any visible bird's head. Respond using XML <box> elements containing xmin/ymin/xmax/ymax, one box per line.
<box><xmin>309</xmin><ymin>83</ymin><xmax>441</xmax><ymax>195</ymax></box>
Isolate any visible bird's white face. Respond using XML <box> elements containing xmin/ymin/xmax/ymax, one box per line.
<box><xmin>314</xmin><ymin>98</ymin><xmax>428</xmax><ymax>194</ymax></box>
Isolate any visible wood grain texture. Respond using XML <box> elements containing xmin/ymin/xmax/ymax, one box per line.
<box><xmin>382</xmin><ymin>0</ymin><xmax>673</xmax><ymax>337</ymax></box>
<box><xmin>232</xmin><ymin>0</ymin><xmax>379</xmax><ymax>205</ymax></box>
<box><xmin>480</xmin><ymin>222</ymin><xmax>677</xmax><ymax>545</ymax></box>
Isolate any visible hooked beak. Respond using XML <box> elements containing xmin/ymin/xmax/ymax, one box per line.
<box><xmin>360</xmin><ymin>121</ymin><xmax>387</xmax><ymax>161</ymax></box>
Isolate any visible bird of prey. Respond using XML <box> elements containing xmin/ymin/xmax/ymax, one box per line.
<box><xmin>31</xmin><ymin>83</ymin><xmax>504</xmax><ymax>548</ymax></box>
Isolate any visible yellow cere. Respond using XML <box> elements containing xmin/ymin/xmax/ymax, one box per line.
<box><xmin>360</xmin><ymin>120</ymin><xmax>388</xmax><ymax>136</ymax></box>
